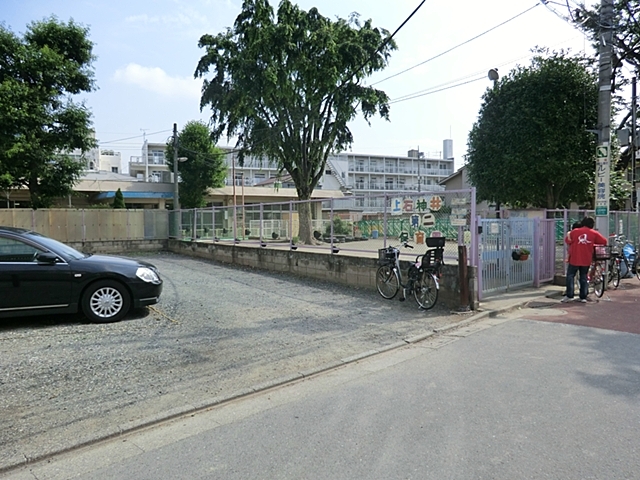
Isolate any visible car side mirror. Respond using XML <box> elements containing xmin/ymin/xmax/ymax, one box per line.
<box><xmin>36</xmin><ymin>252</ymin><xmax>58</xmax><ymax>264</ymax></box>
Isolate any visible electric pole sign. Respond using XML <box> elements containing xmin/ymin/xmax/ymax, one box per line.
<box><xmin>595</xmin><ymin>144</ymin><xmax>610</xmax><ymax>217</ymax></box>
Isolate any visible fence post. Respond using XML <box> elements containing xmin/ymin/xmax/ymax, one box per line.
<box><xmin>259</xmin><ymin>203</ymin><xmax>264</xmax><ymax>244</ymax></box>
<box><xmin>82</xmin><ymin>209</ymin><xmax>86</xmax><ymax>243</ymax></box>
<box><xmin>211</xmin><ymin>205</ymin><xmax>216</xmax><ymax>242</ymax></box>
<box><xmin>289</xmin><ymin>201</ymin><xmax>293</xmax><ymax>247</ymax></box>
<box><xmin>563</xmin><ymin>209</ymin><xmax>568</xmax><ymax>264</ymax></box>
<box><xmin>193</xmin><ymin>208</ymin><xmax>197</xmax><ymax>241</ymax></box>
<box><xmin>458</xmin><ymin>245</ymin><xmax>470</xmax><ymax>311</ymax></box>
<box><xmin>533</xmin><ymin>217</ymin><xmax>540</xmax><ymax>287</ymax></box>
<box><xmin>477</xmin><ymin>215</ymin><xmax>483</xmax><ymax>301</ymax></box>
<box><xmin>330</xmin><ymin>198</ymin><xmax>335</xmax><ymax>253</ymax></box>
<box><xmin>470</xmin><ymin>187</ymin><xmax>477</xmax><ymax>267</ymax></box>
<box><xmin>233</xmin><ymin>201</ymin><xmax>237</xmax><ymax>243</ymax></box>
<box><xmin>383</xmin><ymin>193</ymin><xmax>388</xmax><ymax>248</ymax></box>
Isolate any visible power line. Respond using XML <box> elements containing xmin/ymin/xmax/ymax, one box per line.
<box><xmin>98</xmin><ymin>129</ymin><xmax>172</xmax><ymax>145</ymax></box>
<box><xmin>387</xmin><ymin>33</ymin><xmax>585</xmax><ymax>105</ymax></box>
<box><xmin>371</xmin><ymin>3</ymin><xmax>541</xmax><ymax>87</ymax></box>
<box><xmin>348</xmin><ymin>0</ymin><xmax>428</xmax><ymax>83</ymax></box>
<box><xmin>389</xmin><ymin>76</ymin><xmax>487</xmax><ymax>105</ymax></box>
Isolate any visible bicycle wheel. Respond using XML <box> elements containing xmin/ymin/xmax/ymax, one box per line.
<box><xmin>414</xmin><ymin>270</ymin><xmax>439</xmax><ymax>310</ymax></box>
<box><xmin>376</xmin><ymin>265</ymin><xmax>400</xmax><ymax>299</ymax></box>
<box><xmin>593</xmin><ymin>261</ymin><xmax>605</xmax><ymax>298</ymax></box>
<box><xmin>634</xmin><ymin>258</ymin><xmax>640</xmax><ymax>281</ymax></box>
<box><xmin>611</xmin><ymin>260</ymin><xmax>621</xmax><ymax>288</ymax></box>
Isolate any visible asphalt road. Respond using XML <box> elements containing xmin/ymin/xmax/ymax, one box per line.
<box><xmin>0</xmin><ymin>251</ymin><xmax>471</xmax><ymax>472</ymax></box>
<box><xmin>6</xmin><ymin>313</ymin><xmax>639</xmax><ymax>479</ymax></box>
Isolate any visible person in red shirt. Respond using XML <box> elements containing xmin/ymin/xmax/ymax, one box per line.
<box><xmin>563</xmin><ymin>216</ymin><xmax>608</xmax><ymax>303</ymax></box>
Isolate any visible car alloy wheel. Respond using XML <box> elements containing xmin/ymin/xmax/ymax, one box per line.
<box><xmin>82</xmin><ymin>280</ymin><xmax>131</xmax><ymax>323</ymax></box>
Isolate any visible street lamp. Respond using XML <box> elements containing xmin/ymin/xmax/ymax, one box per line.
<box><xmin>173</xmin><ymin>156</ymin><xmax>187</xmax><ymax>210</ymax></box>
<box><xmin>488</xmin><ymin>69</ymin><xmax>501</xmax><ymax>218</ymax></box>
<box><xmin>488</xmin><ymin>68</ymin><xmax>499</xmax><ymax>86</ymax></box>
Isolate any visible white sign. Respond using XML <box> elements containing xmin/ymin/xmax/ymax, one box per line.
<box><xmin>422</xmin><ymin>213</ymin><xmax>435</xmax><ymax>227</ymax></box>
<box><xmin>451</xmin><ymin>218</ymin><xmax>467</xmax><ymax>226</ymax></box>
<box><xmin>595</xmin><ymin>144</ymin><xmax>610</xmax><ymax>217</ymax></box>
<box><xmin>451</xmin><ymin>208</ymin><xmax>467</xmax><ymax>216</ymax></box>
<box><xmin>451</xmin><ymin>197</ymin><xmax>468</xmax><ymax>206</ymax></box>
<box><xmin>391</xmin><ymin>197</ymin><xmax>403</xmax><ymax>216</ymax></box>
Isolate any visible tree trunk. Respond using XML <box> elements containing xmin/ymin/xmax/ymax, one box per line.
<box><xmin>298</xmin><ymin>200</ymin><xmax>315</xmax><ymax>245</ymax></box>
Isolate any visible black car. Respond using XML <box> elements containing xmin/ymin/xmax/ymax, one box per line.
<box><xmin>0</xmin><ymin>226</ymin><xmax>162</xmax><ymax>323</ymax></box>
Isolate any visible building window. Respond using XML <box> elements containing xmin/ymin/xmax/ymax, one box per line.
<box><xmin>111</xmin><ymin>167</ymin><xmax>119</xmax><ymax>173</ymax></box>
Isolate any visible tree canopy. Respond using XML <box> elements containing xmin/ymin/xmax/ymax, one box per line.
<box><xmin>194</xmin><ymin>0</ymin><xmax>396</xmax><ymax>243</ymax></box>
<box><xmin>165</xmin><ymin>121</ymin><xmax>226</xmax><ymax>209</ymax></box>
<box><xmin>574</xmin><ymin>1</ymin><xmax>640</xmax><ymax>93</ymax></box>
<box><xmin>0</xmin><ymin>17</ymin><xmax>96</xmax><ymax>209</ymax></box>
<box><xmin>573</xmin><ymin>1</ymin><xmax>640</xmax><ymax>173</ymax></box>
<box><xmin>466</xmin><ymin>51</ymin><xmax>598</xmax><ymax>209</ymax></box>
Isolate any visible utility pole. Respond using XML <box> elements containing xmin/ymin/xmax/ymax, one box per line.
<box><xmin>173</xmin><ymin>123</ymin><xmax>180</xmax><ymax>211</ymax></box>
<box><xmin>595</xmin><ymin>0</ymin><xmax>613</xmax><ymax>234</ymax></box>
<box><xmin>632</xmin><ymin>77</ymin><xmax>637</xmax><ymax>210</ymax></box>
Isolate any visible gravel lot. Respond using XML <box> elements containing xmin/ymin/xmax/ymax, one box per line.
<box><xmin>0</xmin><ymin>251</ymin><xmax>471</xmax><ymax>470</ymax></box>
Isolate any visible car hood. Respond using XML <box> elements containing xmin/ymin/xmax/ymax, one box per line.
<box><xmin>76</xmin><ymin>254</ymin><xmax>157</xmax><ymax>270</ymax></box>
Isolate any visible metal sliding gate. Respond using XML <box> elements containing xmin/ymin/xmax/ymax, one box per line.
<box><xmin>478</xmin><ymin>217</ymin><xmax>556</xmax><ymax>299</ymax></box>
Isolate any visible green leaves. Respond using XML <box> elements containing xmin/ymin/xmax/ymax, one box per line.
<box><xmin>0</xmin><ymin>17</ymin><xmax>96</xmax><ymax>209</ymax></box>
<box><xmin>195</xmin><ymin>0</ymin><xmax>395</xmax><ymax>243</ymax></box>
<box><xmin>112</xmin><ymin>188</ymin><xmax>126</xmax><ymax>209</ymax></box>
<box><xmin>165</xmin><ymin>121</ymin><xmax>227</xmax><ymax>209</ymax></box>
<box><xmin>466</xmin><ymin>51</ymin><xmax>598</xmax><ymax>209</ymax></box>
<box><xmin>195</xmin><ymin>0</ymin><xmax>395</xmax><ymax>200</ymax></box>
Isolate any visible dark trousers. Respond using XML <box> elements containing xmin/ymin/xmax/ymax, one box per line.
<box><xmin>566</xmin><ymin>264</ymin><xmax>589</xmax><ymax>299</ymax></box>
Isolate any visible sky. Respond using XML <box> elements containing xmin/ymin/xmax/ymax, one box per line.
<box><xmin>2</xmin><ymin>0</ymin><xmax>594</xmax><ymax>172</ymax></box>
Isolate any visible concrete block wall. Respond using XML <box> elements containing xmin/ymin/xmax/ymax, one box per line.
<box><xmin>68</xmin><ymin>239</ymin><xmax>167</xmax><ymax>255</ymax></box>
<box><xmin>168</xmin><ymin>239</ymin><xmax>476</xmax><ymax>310</ymax></box>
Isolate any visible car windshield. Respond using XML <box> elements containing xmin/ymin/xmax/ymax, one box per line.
<box><xmin>26</xmin><ymin>232</ymin><xmax>88</xmax><ymax>260</ymax></box>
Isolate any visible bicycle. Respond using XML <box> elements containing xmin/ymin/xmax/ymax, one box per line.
<box><xmin>606</xmin><ymin>235</ymin><xmax>639</xmax><ymax>287</ymax></box>
<box><xmin>591</xmin><ymin>245</ymin><xmax>610</xmax><ymax>297</ymax></box>
<box><xmin>376</xmin><ymin>237</ymin><xmax>445</xmax><ymax>310</ymax></box>
<box><xmin>571</xmin><ymin>258</ymin><xmax>605</xmax><ymax>299</ymax></box>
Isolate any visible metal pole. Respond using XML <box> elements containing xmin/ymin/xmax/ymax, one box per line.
<box><xmin>595</xmin><ymin>0</ymin><xmax>614</xmax><ymax>235</ymax></box>
<box><xmin>632</xmin><ymin>76</ymin><xmax>637</xmax><ymax>210</ymax></box>
<box><xmin>232</xmin><ymin>156</ymin><xmax>237</xmax><ymax>241</ymax></box>
<box><xmin>241</xmin><ymin>172</ymin><xmax>245</xmax><ymax>239</ymax></box>
<box><xmin>172</xmin><ymin>123</ymin><xmax>180</xmax><ymax>211</ymax></box>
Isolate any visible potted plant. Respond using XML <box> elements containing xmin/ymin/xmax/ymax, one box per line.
<box><xmin>512</xmin><ymin>247</ymin><xmax>530</xmax><ymax>261</ymax></box>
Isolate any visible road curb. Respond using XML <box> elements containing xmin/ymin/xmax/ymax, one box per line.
<box><xmin>0</xmin><ymin>293</ymin><xmax>548</xmax><ymax>476</ymax></box>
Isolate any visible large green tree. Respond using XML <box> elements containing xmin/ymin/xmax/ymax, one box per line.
<box><xmin>573</xmin><ymin>1</ymin><xmax>639</xmax><ymax>92</ymax></box>
<box><xmin>165</xmin><ymin>121</ymin><xmax>226</xmax><ymax>209</ymax></box>
<box><xmin>0</xmin><ymin>17</ymin><xmax>96</xmax><ymax>209</ymax></box>
<box><xmin>195</xmin><ymin>0</ymin><xmax>396</xmax><ymax>244</ymax></box>
<box><xmin>466</xmin><ymin>51</ymin><xmax>598</xmax><ymax>209</ymax></box>
<box><xmin>573</xmin><ymin>1</ymin><xmax>640</xmax><ymax>174</ymax></box>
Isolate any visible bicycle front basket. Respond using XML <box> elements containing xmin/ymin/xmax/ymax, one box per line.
<box><xmin>594</xmin><ymin>245</ymin><xmax>611</xmax><ymax>260</ymax></box>
<box><xmin>378</xmin><ymin>247</ymin><xmax>398</xmax><ymax>264</ymax></box>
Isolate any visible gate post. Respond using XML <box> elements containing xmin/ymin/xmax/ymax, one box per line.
<box><xmin>533</xmin><ymin>217</ymin><xmax>540</xmax><ymax>287</ymax></box>
<box><xmin>477</xmin><ymin>215</ymin><xmax>484</xmax><ymax>301</ymax></box>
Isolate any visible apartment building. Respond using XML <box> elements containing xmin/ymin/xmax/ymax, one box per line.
<box><xmin>129</xmin><ymin>141</ymin><xmax>172</xmax><ymax>183</ymax></box>
<box><xmin>67</xmin><ymin>148</ymin><xmax>122</xmax><ymax>174</ymax></box>
<box><xmin>322</xmin><ymin>140</ymin><xmax>454</xmax><ymax>211</ymax></box>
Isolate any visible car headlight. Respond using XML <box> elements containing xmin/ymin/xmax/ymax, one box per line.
<box><xmin>136</xmin><ymin>267</ymin><xmax>161</xmax><ymax>284</ymax></box>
